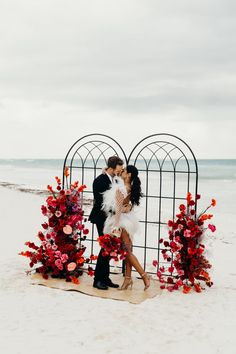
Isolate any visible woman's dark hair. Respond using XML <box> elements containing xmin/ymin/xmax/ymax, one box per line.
<box><xmin>126</xmin><ymin>165</ymin><xmax>143</xmax><ymax>206</ymax></box>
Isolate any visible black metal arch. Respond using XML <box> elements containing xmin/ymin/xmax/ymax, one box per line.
<box><xmin>127</xmin><ymin>134</ymin><xmax>198</xmax><ymax>273</ymax></box>
<box><xmin>62</xmin><ymin>133</ymin><xmax>198</xmax><ymax>275</ymax></box>
<box><xmin>62</xmin><ymin>134</ymin><xmax>128</xmax><ymax>261</ymax></box>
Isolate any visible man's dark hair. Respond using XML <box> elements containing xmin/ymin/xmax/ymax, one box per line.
<box><xmin>107</xmin><ymin>156</ymin><xmax>124</xmax><ymax>169</ymax></box>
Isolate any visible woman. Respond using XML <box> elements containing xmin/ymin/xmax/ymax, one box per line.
<box><xmin>102</xmin><ymin>165</ymin><xmax>151</xmax><ymax>290</ymax></box>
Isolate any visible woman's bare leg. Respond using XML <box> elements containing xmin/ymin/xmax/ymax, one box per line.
<box><xmin>121</xmin><ymin>229</ymin><xmax>150</xmax><ymax>289</ymax></box>
<box><xmin>125</xmin><ymin>258</ymin><xmax>132</xmax><ymax>278</ymax></box>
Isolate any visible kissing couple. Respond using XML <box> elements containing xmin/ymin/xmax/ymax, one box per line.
<box><xmin>89</xmin><ymin>156</ymin><xmax>151</xmax><ymax>291</ymax></box>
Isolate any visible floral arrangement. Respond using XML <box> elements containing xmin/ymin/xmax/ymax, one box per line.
<box><xmin>97</xmin><ymin>234</ymin><xmax>127</xmax><ymax>261</ymax></box>
<box><xmin>153</xmin><ymin>193</ymin><xmax>216</xmax><ymax>293</ymax></box>
<box><xmin>20</xmin><ymin>167</ymin><xmax>96</xmax><ymax>284</ymax></box>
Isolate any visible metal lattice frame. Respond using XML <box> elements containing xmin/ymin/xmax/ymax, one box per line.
<box><xmin>62</xmin><ymin>133</ymin><xmax>198</xmax><ymax>275</ymax></box>
<box><xmin>127</xmin><ymin>134</ymin><xmax>198</xmax><ymax>274</ymax></box>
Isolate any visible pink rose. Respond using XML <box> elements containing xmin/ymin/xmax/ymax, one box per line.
<box><xmin>61</xmin><ymin>254</ymin><xmax>69</xmax><ymax>263</ymax></box>
<box><xmin>55</xmin><ymin>251</ymin><xmax>62</xmax><ymax>258</ymax></box>
<box><xmin>55</xmin><ymin>211</ymin><xmax>62</xmax><ymax>217</ymax></box>
<box><xmin>67</xmin><ymin>262</ymin><xmax>77</xmax><ymax>272</ymax></box>
<box><xmin>63</xmin><ymin>225</ymin><xmax>73</xmax><ymax>235</ymax></box>
<box><xmin>55</xmin><ymin>259</ymin><xmax>63</xmax><ymax>269</ymax></box>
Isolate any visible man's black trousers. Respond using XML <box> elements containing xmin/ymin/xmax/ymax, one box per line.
<box><xmin>94</xmin><ymin>221</ymin><xmax>110</xmax><ymax>283</ymax></box>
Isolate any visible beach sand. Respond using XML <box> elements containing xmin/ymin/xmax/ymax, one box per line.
<box><xmin>0</xmin><ymin>180</ymin><xmax>235</xmax><ymax>354</ymax></box>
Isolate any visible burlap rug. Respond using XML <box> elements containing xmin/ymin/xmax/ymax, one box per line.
<box><xmin>31</xmin><ymin>273</ymin><xmax>162</xmax><ymax>304</ymax></box>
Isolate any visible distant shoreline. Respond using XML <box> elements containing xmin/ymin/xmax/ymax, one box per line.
<box><xmin>0</xmin><ymin>182</ymin><xmax>93</xmax><ymax>205</ymax></box>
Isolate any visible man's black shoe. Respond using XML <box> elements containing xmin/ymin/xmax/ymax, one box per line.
<box><xmin>105</xmin><ymin>279</ymin><xmax>119</xmax><ymax>288</ymax></box>
<box><xmin>93</xmin><ymin>281</ymin><xmax>108</xmax><ymax>290</ymax></box>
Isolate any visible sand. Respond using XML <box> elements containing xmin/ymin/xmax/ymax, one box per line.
<box><xmin>0</xmin><ymin>180</ymin><xmax>235</xmax><ymax>354</ymax></box>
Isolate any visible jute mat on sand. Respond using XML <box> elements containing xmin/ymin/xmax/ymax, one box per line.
<box><xmin>31</xmin><ymin>273</ymin><xmax>162</xmax><ymax>304</ymax></box>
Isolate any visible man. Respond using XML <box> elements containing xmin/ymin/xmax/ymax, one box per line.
<box><xmin>89</xmin><ymin>156</ymin><xmax>124</xmax><ymax>290</ymax></box>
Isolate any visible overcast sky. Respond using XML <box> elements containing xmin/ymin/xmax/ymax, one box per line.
<box><xmin>0</xmin><ymin>0</ymin><xmax>235</xmax><ymax>158</ymax></box>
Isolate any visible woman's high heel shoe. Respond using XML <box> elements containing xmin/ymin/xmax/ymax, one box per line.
<box><xmin>141</xmin><ymin>272</ymin><xmax>151</xmax><ymax>291</ymax></box>
<box><xmin>119</xmin><ymin>276</ymin><xmax>133</xmax><ymax>290</ymax></box>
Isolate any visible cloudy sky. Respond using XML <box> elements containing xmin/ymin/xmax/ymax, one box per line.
<box><xmin>0</xmin><ymin>0</ymin><xmax>235</xmax><ymax>158</ymax></box>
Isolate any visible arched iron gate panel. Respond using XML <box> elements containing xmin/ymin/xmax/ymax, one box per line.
<box><xmin>62</xmin><ymin>133</ymin><xmax>198</xmax><ymax>275</ymax></box>
<box><xmin>62</xmin><ymin>134</ymin><xmax>128</xmax><ymax>266</ymax></box>
<box><xmin>127</xmin><ymin>134</ymin><xmax>198</xmax><ymax>274</ymax></box>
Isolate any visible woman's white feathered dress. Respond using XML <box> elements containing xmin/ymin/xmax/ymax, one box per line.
<box><xmin>102</xmin><ymin>177</ymin><xmax>140</xmax><ymax>241</ymax></box>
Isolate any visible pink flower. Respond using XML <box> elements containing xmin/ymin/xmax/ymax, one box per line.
<box><xmin>52</xmin><ymin>244</ymin><xmax>58</xmax><ymax>251</ymax></box>
<box><xmin>61</xmin><ymin>254</ymin><xmax>69</xmax><ymax>263</ymax></box>
<box><xmin>73</xmin><ymin>235</ymin><xmax>79</xmax><ymax>241</ymax></box>
<box><xmin>177</xmin><ymin>269</ymin><xmax>184</xmax><ymax>276</ymax></box>
<box><xmin>63</xmin><ymin>225</ymin><xmax>73</xmax><ymax>235</ymax></box>
<box><xmin>67</xmin><ymin>262</ymin><xmax>77</xmax><ymax>271</ymax></box>
<box><xmin>65</xmin><ymin>190</ymin><xmax>71</xmax><ymax>195</ymax></box>
<box><xmin>55</xmin><ymin>259</ymin><xmax>63</xmax><ymax>269</ymax></box>
<box><xmin>55</xmin><ymin>251</ymin><xmax>62</xmax><ymax>258</ymax></box>
<box><xmin>55</xmin><ymin>211</ymin><xmax>62</xmax><ymax>217</ymax></box>
<box><xmin>46</xmin><ymin>244</ymin><xmax>52</xmax><ymax>249</ymax></box>
<box><xmin>208</xmin><ymin>224</ymin><xmax>216</xmax><ymax>232</ymax></box>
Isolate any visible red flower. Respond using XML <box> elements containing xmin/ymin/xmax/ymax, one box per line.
<box><xmin>20</xmin><ymin>178</ymin><xmax>94</xmax><ymax>283</ymax></box>
<box><xmin>152</xmin><ymin>260</ymin><xmax>158</xmax><ymax>267</ymax></box>
<box><xmin>41</xmin><ymin>205</ymin><xmax>48</xmax><ymax>216</ymax></box>
<box><xmin>64</xmin><ymin>166</ymin><xmax>70</xmax><ymax>177</ymax></box>
<box><xmin>70</xmin><ymin>276</ymin><xmax>79</xmax><ymax>284</ymax></box>
<box><xmin>187</xmin><ymin>192</ymin><xmax>192</xmax><ymax>204</ymax></box>
<box><xmin>78</xmin><ymin>185</ymin><xmax>87</xmax><ymax>192</ymax></box>
<box><xmin>211</xmin><ymin>199</ymin><xmax>216</xmax><ymax>207</ymax></box>
<box><xmin>41</xmin><ymin>222</ymin><xmax>48</xmax><ymax>230</ymax></box>
<box><xmin>183</xmin><ymin>285</ymin><xmax>192</xmax><ymax>294</ymax></box>
<box><xmin>155</xmin><ymin>194</ymin><xmax>215</xmax><ymax>294</ymax></box>
<box><xmin>88</xmin><ymin>267</ymin><xmax>94</xmax><ymax>277</ymax></box>
<box><xmin>179</xmin><ymin>204</ymin><xmax>186</xmax><ymax>211</ymax></box>
<box><xmin>168</xmin><ymin>266</ymin><xmax>174</xmax><ymax>273</ymax></box>
<box><xmin>208</xmin><ymin>224</ymin><xmax>216</xmax><ymax>232</ymax></box>
<box><xmin>194</xmin><ymin>283</ymin><xmax>202</xmax><ymax>293</ymax></box>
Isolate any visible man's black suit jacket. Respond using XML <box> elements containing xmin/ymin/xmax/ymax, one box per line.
<box><xmin>89</xmin><ymin>173</ymin><xmax>112</xmax><ymax>225</ymax></box>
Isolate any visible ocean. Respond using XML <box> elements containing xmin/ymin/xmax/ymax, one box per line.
<box><xmin>0</xmin><ymin>159</ymin><xmax>235</xmax><ymax>192</ymax></box>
